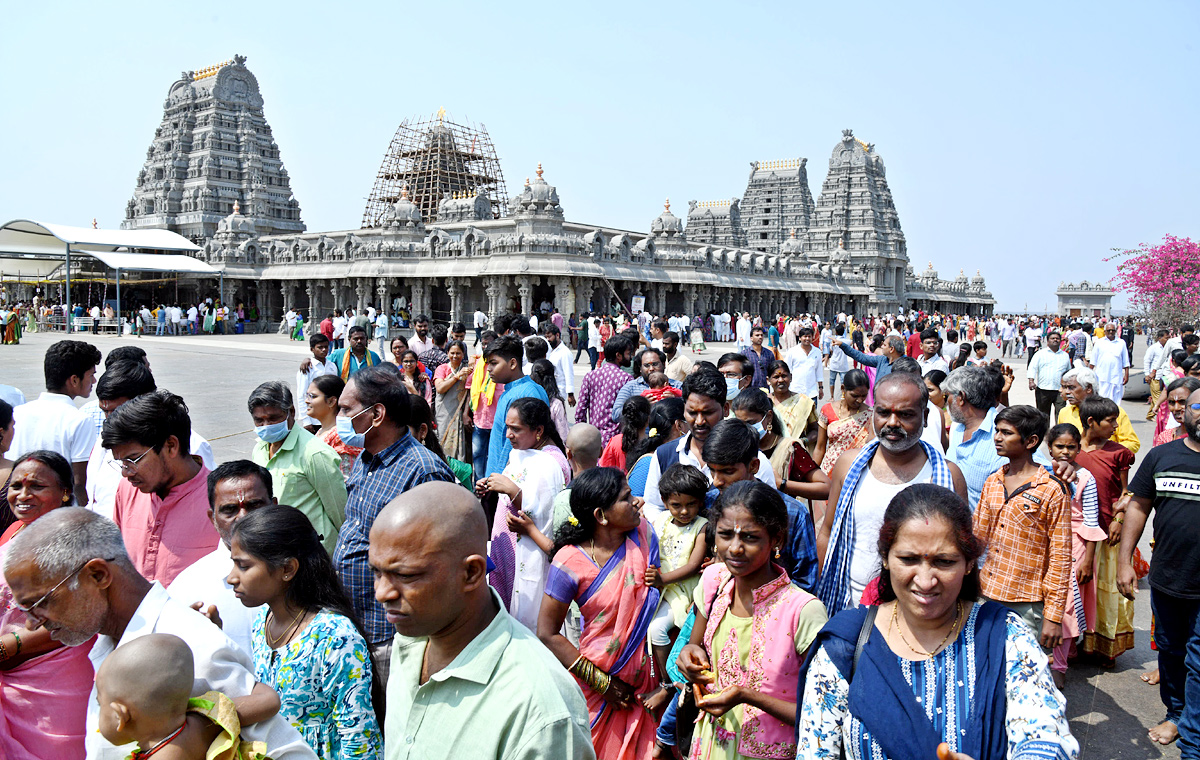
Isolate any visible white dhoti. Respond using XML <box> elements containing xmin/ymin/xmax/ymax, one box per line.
<box><xmin>1097</xmin><ymin>380</ymin><xmax>1124</xmax><ymax>402</ymax></box>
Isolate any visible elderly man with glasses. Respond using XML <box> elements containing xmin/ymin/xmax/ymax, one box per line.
<box><xmin>3</xmin><ymin>507</ymin><xmax>318</xmax><ymax>760</ymax></box>
<box><xmin>102</xmin><ymin>389</ymin><xmax>217</xmax><ymax>586</ymax></box>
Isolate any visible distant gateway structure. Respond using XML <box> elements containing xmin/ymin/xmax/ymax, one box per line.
<box><xmin>87</xmin><ymin>57</ymin><xmax>994</xmax><ymax>323</ymax></box>
<box><xmin>361</xmin><ymin>111</ymin><xmax>508</xmax><ymax>228</ymax></box>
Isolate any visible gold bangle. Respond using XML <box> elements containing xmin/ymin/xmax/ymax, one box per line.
<box><xmin>0</xmin><ymin>639</ymin><xmax>8</xmax><ymax>662</ymax></box>
<box><xmin>568</xmin><ymin>655</ymin><xmax>612</xmax><ymax>694</ymax></box>
<box><xmin>10</xmin><ymin>631</ymin><xmax>19</xmax><ymax>655</ymax></box>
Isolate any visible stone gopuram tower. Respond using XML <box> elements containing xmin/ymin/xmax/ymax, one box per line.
<box><xmin>739</xmin><ymin>159</ymin><xmax>815</xmax><ymax>253</ymax></box>
<box><xmin>121</xmin><ymin>55</ymin><xmax>305</xmax><ymax>243</ymax></box>
<box><xmin>685</xmin><ymin>199</ymin><xmax>747</xmax><ymax>248</ymax></box>
<box><xmin>805</xmin><ymin>130</ymin><xmax>907</xmax><ymax>311</ymax></box>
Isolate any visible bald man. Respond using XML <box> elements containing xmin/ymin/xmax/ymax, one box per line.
<box><xmin>369</xmin><ymin>482</ymin><xmax>594</xmax><ymax>760</ymax></box>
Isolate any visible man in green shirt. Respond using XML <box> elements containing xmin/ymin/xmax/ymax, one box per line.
<box><xmin>248</xmin><ymin>381</ymin><xmax>347</xmax><ymax>554</ymax></box>
<box><xmin>370</xmin><ymin>482</ymin><xmax>594</xmax><ymax>760</ymax></box>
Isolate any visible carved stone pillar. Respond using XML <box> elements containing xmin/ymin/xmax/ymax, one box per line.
<box><xmin>376</xmin><ymin>277</ymin><xmax>389</xmax><ymax>321</ymax></box>
<box><xmin>554</xmin><ymin>277</ymin><xmax>575</xmax><ymax>318</ymax></box>
<box><xmin>654</xmin><ymin>283</ymin><xmax>667</xmax><ymax>317</ymax></box>
<box><xmin>517</xmin><ymin>276</ymin><xmax>533</xmax><ymax>316</ymax></box>
<box><xmin>485</xmin><ymin>279</ymin><xmax>502</xmax><ymax>324</ymax></box>
<box><xmin>279</xmin><ymin>281</ymin><xmax>291</xmax><ymax>312</ymax></box>
<box><xmin>445</xmin><ymin>278</ymin><xmax>461</xmax><ymax>325</ymax></box>
<box><xmin>354</xmin><ymin>279</ymin><xmax>369</xmax><ymax>313</ymax></box>
<box><xmin>305</xmin><ymin>283</ymin><xmax>317</xmax><ymax>328</ymax></box>
<box><xmin>410</xmin><ymin>280</ymin><xmax>428</xmax><ymax>320</ymax></box>
<box><xmin>576</xmin><ymin>278</ymin><xmax>596</xmax><ymax>316</ymax></box>
<box><xmin>683</xmin><ymin>284</ymin><xmax>698</xmax><ymax>317</ymax></box>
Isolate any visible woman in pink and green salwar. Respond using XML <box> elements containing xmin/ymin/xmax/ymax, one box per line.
<box><xmin>677</xmin><ymin>480</ymin><xmax>828</xmax><ymax>760</ymax></box>
<box><xmin>538</xmin><ymin>467</ymin><xmax>667</xmax><ymax>759</ymax></box>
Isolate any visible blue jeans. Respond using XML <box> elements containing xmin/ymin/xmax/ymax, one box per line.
<box><xmin>472</xmin><ymin>426</ymin><xmax>491</xmax><ymax>482</ymax></box>
<box><xmin>1152</xmin><ymin>587</ymin><xmax>1200</xmax><ymax>755</ymax></box>
<box><xmin>829</xmin><ymin>370</ymin><xmax>845</xmax><ymax>399</ymax></box>
<box><xmin>655</xmin><ymin>687</ymin><xmax>680</xmax><ymax>746</ymax></box>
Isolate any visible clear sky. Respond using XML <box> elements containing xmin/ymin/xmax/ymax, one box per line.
<box><xmin>3</xmin><ymin>1</ymin><xmax>1196</xmax><ymax>312</ymax></box>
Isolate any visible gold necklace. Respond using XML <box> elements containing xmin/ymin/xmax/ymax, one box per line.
<box><xmin>264</xmin><ymin>607</ymin><xmax>304</xmax><ymax>649</ymax></box>
<box><xmin>891</xmin><ymin>601</ymin><xmax>961</xmax><ymax>659</ymax></box>
<box><xmin>588</xmin><ymin>539</ymin><xmax>600</xmax><ymax>565</ymax></box>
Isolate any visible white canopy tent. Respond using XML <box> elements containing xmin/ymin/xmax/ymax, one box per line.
<box><xmin>0</xmin><ymin>220</ymin><xmax>218</xmax><ymax>328</ymax></box>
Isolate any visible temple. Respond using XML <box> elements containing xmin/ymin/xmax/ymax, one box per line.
<box><xmin>120</xmin><ymin>56</ymin><xmax>305</xmax><ymax>243</ymax></box>
<box><xmin>114</xmin><ymin>59</ymin><xmax>994</xmax><ymax>322</ymax></box>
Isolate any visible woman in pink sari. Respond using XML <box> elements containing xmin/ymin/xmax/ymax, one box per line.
<box><xmin>0</xmin><ymin>451</ymin><xmax>95</xmax><ymax>760</ymax></box>
<box><xmin>538</xmin><ymin>467</ymin><xmax>665</xmax><ymax>759</ymax></box>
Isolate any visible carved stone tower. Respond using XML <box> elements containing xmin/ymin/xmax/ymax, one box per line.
<box><xmin>684</xmin><ymin>199</ymin><xmax>747</xmax><ymax>248</ymax></box>
<box><xmin>739</xmin><ymin>159</ymin><xmax>815</xmax><ymax>253</ymax></box>
<box><xmin>121</xmin><ymin>55</ymin><xmax>305</xmax><ymax>243</ymax></box>
<box><xmin>804</xmin><ymin>130</ymin><xmax>907</xmax><ymax>309</ymax></box>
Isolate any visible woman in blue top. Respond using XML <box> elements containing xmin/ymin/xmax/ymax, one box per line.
<box><xmin>228</xmin><ymin>505</ymin><xmax>383</xmax><ymax>760</ymax></box>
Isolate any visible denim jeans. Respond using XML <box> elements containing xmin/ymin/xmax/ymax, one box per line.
<box><xmin>829</xmin><ymin>370</ymin><xmax>845</xmax><ymax>399</ymax></box>
<box><xmin>472</xmin><ymin>426</ymin><xmax>491</xmax><ymax>482</ymax></box>
<box><xmin>587</xmin><ymin>346</ymin><xmax>598</xmax><ymax>371</ymax></box>
<box><xmin>655</xmin><ymin>687</ymin><xmax>680</xmax><ymax>747</ymax></box>
<box><xmin>1152</xmin><ymin>587</ymin><xmax>1200</xmax><ymax>756</ymax></box>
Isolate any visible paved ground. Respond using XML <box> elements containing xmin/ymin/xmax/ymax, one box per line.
<box><xmin>0</xmin><ymin>327</ymin><xmax>1177</xmax><ymax>757</ymax></box>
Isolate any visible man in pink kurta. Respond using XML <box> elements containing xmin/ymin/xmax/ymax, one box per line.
<box><xmin>100</xmin><ymin>389</ymin><xmax>219</xmax><ymax>587</ymax></box>
<box><xmin>112</xmin><ymin>466</ymin><xmax>217</xmax><ymax>586</ymax></box>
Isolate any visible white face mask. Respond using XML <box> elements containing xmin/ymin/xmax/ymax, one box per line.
<box><xmin>726</xmin><ymin>377</ymin><xmax>742</xmax><ymax>400</ymax></box>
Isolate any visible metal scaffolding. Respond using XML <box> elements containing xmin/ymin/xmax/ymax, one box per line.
<box><xmin>361</xmin><ymin>109</ymin><xmax>509</xmax><ymax>228</ymax></box>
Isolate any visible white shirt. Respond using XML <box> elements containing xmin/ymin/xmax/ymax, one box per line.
<box><xmin>297</xmin><ymin>359</ymin><xmax>338</xmax><ymax>427</ymax></box>
<box><xmin>187</xmin><ymin>305</ymin><xmax>198</xmax><ymax>322</ymax></box>
<box><xmin>10</xmin><ymin>392</ymin><xmax>95</xmax><ymax>464</ymax></box>
<box><xmin>641</xmin><ymin>434</ymin><xmax>778</xmax><ymax>515</ymax></box>
<box><xmin>171</xmin><ymin>306</ymin><xmax>182</xmax><ymax>322</ymax></box>
<box><xmin>367</xmin><ymin>306</ymin><xmax>376</xmax><ymax>321</ymax></box>
<box><xmin>375</xmin><ymin>313</ymin><xmax>389</xmax><ymax>331</ymax></box>
<box><xmin>1145</xmin><ymin>341</ymin><xmax>1167</xmax><ymax>379</ymax></box>
<box><xmin>546</xmin><ymin>340</ymin><xmax>577</xmax><ymax>395</ymax></box>
<box><xmin>86</xmin><ymin>583</ymin><xmax>317</xmax><ymax>760</ymax></box>
<box><xmin>285</xmin><ymin>309</ymin><xmax>297</xmax><ymax>327</ymax></box>
<box><xmin>587</xmin><ymin>318</ymin><xmax>602</xmax><ymax>349</ymax></box>
<box><xmin>332</xmin><ymin>315</ymin><xmax>347</xmax><ymax>339</ymax></box>
<box><xmin>736</xmin><ymin>318</ymin><xmax>751</xmax><ymax>343</ymax></box>
<box><xmin>474</xmin><ymin>310</ymin><xmax>488</xmax><ymax>328</ymax></box>
<box><xmin>785</xmin><ymin>344</ymin><xmax>823</xmax><ymax>397</ymax></box>
<box><xmin>917</xmin><ymin>353</ymin><xmax>950</xmax><ymax>374</ymax></box>
<box><xmin>827</xmin><ymin>342</ymin><xmax>852</xmax><ymax>373</ymax></box>
<box><xmin>530</xmin><ymin>314</ymin><xmax>539</xmax><ymax>331</ymax></box>
<box><xmin>1089</xmin><ymin>337</ymin><xmax>1130</xmax><ymax>384</ymax></box>
<box><xmin>168</xmin><ymin>542</ymin><xmax>255</xmax><ymax>657</ymax></box>
<box><xmin>1024</xmin><ymin>326</ymin><xmax>1043</xmax><ymax>348</ymax></box>
<box><xmin>86</xmin><ymin>428</ymin><xmax>215</xmax><ymax>520</ymax></box>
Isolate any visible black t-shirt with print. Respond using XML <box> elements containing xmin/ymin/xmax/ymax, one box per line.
<box><xmin>1130</xmin><ymin>438</ymin><xmax>1200</xmax><ymax>598</ymax></box>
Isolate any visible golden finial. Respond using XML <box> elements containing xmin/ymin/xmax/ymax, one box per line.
<box><xmin>525</xmin><ymin>177</ymin><xmax>530</xmax><ymax>186</ymax></box>
<box><xmin>664</xmin><ymin>198</ymin><xmax>671</xmax><ymax>212</ymax></box>
<box><xmin>437</xmin><ymin>107</ymin><xmax>446</xmax><ymax>123</ymax></box>
<box><xmin>927</xmin><ymin>261</ymin><xmax>933</xmax><ymax>269</ymax></box>
<box><xmin>790</xmin><ymin>228</ymin><xmax>796</xmax><ymax>238</ymax></box>
<box><xmin>536</xmin><ymin>163</ymin><xmax>544</xmax><ymax>180</ymax></box>
<box><xmin>233</xmin><ymin>200</ymin><xmax>240</xmax><ymax>215</ymax></box>
<box><xmin>92</xmin><ymin>218</ymin><xmax>98</xmax><ymax>229</ymax></box>
<box><xmin>976</xmin><ymin>269</ymin><xmax>981</xmax><ymax>276</ymax></box>
<box><xmin>400</xmin><ymin>187</ymin><xmax>410</xmax><ymax>200</ymax></box>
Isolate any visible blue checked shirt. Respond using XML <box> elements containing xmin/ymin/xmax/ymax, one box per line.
<box><xmin>333</xmin><ymin>431</ymin><xmax>457</xmax><ymax>645</ymax></box>
<box><xmin>947</xmin><ymin>405</ymin><xmax>1051</xmax><ymax>512</ymax></box>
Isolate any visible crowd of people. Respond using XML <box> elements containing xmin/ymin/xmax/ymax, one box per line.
<box><xmin>0</xmin><ymin>301</ymin><xmax>1195</xmax><ymax>760</ymax></box>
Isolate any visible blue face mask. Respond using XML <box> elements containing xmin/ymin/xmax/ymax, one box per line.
<box><xmin>336</xmin><ymin>407</ymin><xmax>373</xmax><ymax>448</ymax></box>
<box><xmin>726</xmin><ymin>377</ymin><xmax>742</xmax><ymax>401</ymax></box>
<box><xmin>254</xmin><ymin>420</ymin><xmax>291</xmax><ymax>444</ymax></box>
<box><xmin>750</xmin><ymin>420</ymin><xmax>766</xmax><ymax>438</ymax></box>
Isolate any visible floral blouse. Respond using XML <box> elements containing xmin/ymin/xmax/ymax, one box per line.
<box><xmin>251</xmin><ymin>609</ymin><xmax>382</xmax><ymax>760</ymax></box>
<box><xmin>796</xmin><ymin>605</ymin><xmax>1078</xmax><ymax>760</ymax></box>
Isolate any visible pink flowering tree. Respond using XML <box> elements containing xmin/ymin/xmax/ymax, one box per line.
<box><xmin>1107</xmin><ymin>235</ymin><xmax>1200</xmax><ymax>326</ymax></box>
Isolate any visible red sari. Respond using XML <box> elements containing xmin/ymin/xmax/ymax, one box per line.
<box><xmin>545</xmin><ymin>518</ymin><xmax>661</xmax><ymax>759</ymax></box>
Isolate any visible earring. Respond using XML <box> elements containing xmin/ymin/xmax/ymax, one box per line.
<box><xmin>774</xmin><ymin>547</ymin><xmax>781</xmax><ymax>559</ymax></box>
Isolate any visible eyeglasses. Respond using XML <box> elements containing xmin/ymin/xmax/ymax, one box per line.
<box><xmin>13</xmin><ymin>559</ymin><xmax>97</xmax><ymax>616</ymax></box>
<box><xmin>107</xmin><ymin>448</ymin><xmax>154</xmax><ymax>473</ymax></box>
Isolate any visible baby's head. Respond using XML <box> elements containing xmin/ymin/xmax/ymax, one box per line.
<box><xmin>646</xmin><ymin>371</ymin><xmax>669</xmax><ymax>390</ymax></box>
<box><xmin>95</xmin><ymin>634</ymin><xmax>194</xmax><ymax>747</ymax></box>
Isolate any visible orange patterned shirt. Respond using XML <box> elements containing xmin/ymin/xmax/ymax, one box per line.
<box><xmin>974</xmin><ymin>465</ymin><xmax>1071</xmax><ymax>624</ymax></box>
